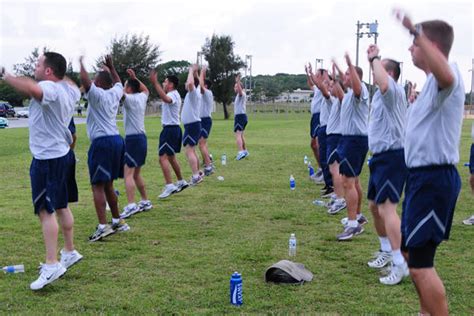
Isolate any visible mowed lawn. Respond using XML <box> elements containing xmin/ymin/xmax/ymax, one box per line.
<box><xmin>0</xmin><ymin>112</ymin><xmax>472</xmax><ymax>314</ymax></box>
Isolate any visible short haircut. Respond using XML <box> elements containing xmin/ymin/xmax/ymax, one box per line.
<box><xmin>126</xmin><ymin>79</ymin><xmax>140</xmax><ymax>93</ymax></box>
<box><xmin>205</xmin><ymin>79</ymin><xmax>212</xmax><ymax>89</ymax></box>
<box><xmin>97</xmin><ymin>71</ymin><xmax>113</xmax><ymax>88</ymax></box>
<box><xmin>354</xmin><ymin>66</ymin><xmax>363</xmax><ymax>80</ymax></box>
<box><xmin>43</xmin><ymin>52</ymin><xmax>66</xmax><ymax>79</ymax></box>
<box><xmin>167</xmin><ymin>75</ymin><xmax>179</xmax><ymax>89</ymax></box>
<box><xmin>384</xmin><ymin>59</ymin><xmax>401</xmax><ymax>81</ymax></box>
<box><xmin>418</xmin><ymin>20</ymin><xmax>454</xmax><ymax>57</ymax></box>
<box><xmin>194</xmin><ymin>77</ymin><xmax>199</xmax><ymax>88</ymax></box>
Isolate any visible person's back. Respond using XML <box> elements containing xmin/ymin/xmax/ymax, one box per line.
<box><xmin>123</xmin><ymin>91</ymin><xmax>148</xmax><ymax>136</ymax></box>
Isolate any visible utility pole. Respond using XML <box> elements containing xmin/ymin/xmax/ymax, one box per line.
<box><xmin>355</xmin><ymin>20</ymin><xmax>379</xmax><ymax>67</ymax></box>
<box><xmin>245</xmin><ymin>55</ymin><xmax>253</xmax><ymax>102</ymax></box>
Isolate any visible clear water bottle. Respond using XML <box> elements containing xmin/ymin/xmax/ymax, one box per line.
<box><xmin>2</xmin><ymin>264</ymin><xmax>24</xmax><ymax>273</ymax></box>
<box><xmin>308</xmin><ymin>162</ymin><xmax>315</xmax><ymax>177</ymax></box>
<box><xmin>313</xmin><ymin>199</ymin><xmax>326</xmax><ymax>206</ymax></box>
<box><xmin>289</xmin><ymin>175</ymin><xmax>295</xmax><ymax>190</ymax></box>
<box><xmin>289</xmin><ymin>233</ymin><xmax>297</xmax><ymax>257</ymax></box>
<box><xmin>230</xmin><ymin>272</ymin><xmax>243</xmax><ymax>306</ymax></box>
<box><xmin>304</xmin><ymin>155</ymin><xmax>309</xmax><ymax>165</ymax></box>
<box><xmin>221</xmin><ymin>154</ymin><xmax>227</xmax><ymax>166</ymax></box>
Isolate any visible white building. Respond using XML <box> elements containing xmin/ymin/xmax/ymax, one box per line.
<box><xmin>275</xmin><ymin>88</ymin><xmax>312</xmax><ymax>103</ymax></box>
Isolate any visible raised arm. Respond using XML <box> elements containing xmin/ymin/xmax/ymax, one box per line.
<box><xmin>79</xmin><ymin>56</ymin><xmax>92</xmax><ymax>92</ymax></box>
<box><xmin>367</xmin><ymin>44</ymin><xmax>389</xmax><ymax>93</ymax></box>
<box><xmin>149</xmin><ymin>69</ymin><xmax>172</xmax><ymax>103</ymax></box>
<box><xmin>332</xmin><ymin>58</ymin><xmax>345</xmax><ymax>83</ymax></box>
<box><xmin>104</xmin><ymin>55</ymin><xmax>121</xmax><ymax>85</ymax></box>
<box><xmin>305</xmin><ymin>63</ymin><xmax>315</xmax><ymax>89</ymax></box>
<box><xmin>2</xmin><ymin>72</ymin><xmax>43</xmax><ymax>101</ymax></box>
<box><xmin>186</xmin><ymin>65</ymin><xmax>195</xmax><ymax>92</ymax></box>
<box><xmin>394</xmin><ymin>9</ymin><xmax>454</xmax><ymax>89</ymax></box>
<box><xmin>235</xmin><ymin>74</ymin><xmax>244</xmax><ymax>96</ymax></box>
<box><xmin>199</xmin><ymin>66</ymin><xmax>207</xmax><ymax>94</ymax></box>
<box><xmin>332</xmin><ymin>80</ymin><xmax>345</xmax><ymax>102</ymax></box>
<box><xmin>127</xmin><ymin>69</ymin><xmax>149</xmax><ymax>95</ymax></box>
<box><xmin>345</xmin><ymin>53</ymin><xmax>362</xmax><ymax>97</ymax></box>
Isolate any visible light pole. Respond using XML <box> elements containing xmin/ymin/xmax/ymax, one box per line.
<box><xmin>469</xmin><ymin>58</ymin><xmax>473</xmax><ymax>115</ymax></box>
<box><xmin>196</xmin><ymin>51</ymin><xmax>203</xmax><ymax>67</ymax></box>
<box><xmin>399</xmin><ymin>61</ymin><xmax>404</xmax><ymax>85</ymax></box>
<box><xmin>245</xmin><ymin>55</ymin><xmax>253</xmax><ymax>102</ymax></box>
<box><xmin>315</xmin><ymin>58</ymin><xmax>324</xmax><ymax>70</ymax></box>
<box><xmin>355</xmin><ymin>20</ymin><xmax>379</xmax><ymax>67</ymax></box>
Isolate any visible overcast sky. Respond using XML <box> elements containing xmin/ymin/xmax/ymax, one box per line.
<box><xmin>1</xmin><ymin>0</ymin><xmax>473</xmax><ymax>90</ymax></box>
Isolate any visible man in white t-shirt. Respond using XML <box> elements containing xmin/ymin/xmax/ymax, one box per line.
<box><xmin>2</xmin><ymin>52</ymin><xmax>82</xmax><ymax>290</ymax></box>
<box><xmin>198</xmin><ymin>66</ymin><xmax>215</xmax><ymax>176</ymax></box>
<box><xmin>234</xmin><ymin>74</ymin><xmax>249</xmax><ymax>160</ymax></box>
<box><xmin>119</xmin><ymin>69</ymin><xmax>152</xmax><ymax>219</ymax></box>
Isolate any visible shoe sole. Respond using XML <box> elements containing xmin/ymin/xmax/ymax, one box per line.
<box><xmin>89</xmin><ymin>229</ymin><xmax>115</xmax><ymax>242</ymax></box>
<box><xmin>159</xmin><ymin>189</ymin><xmax>178</xmax><ymax>199</ymax></box>
<box><xmin>337</xmin><ymin>227</ymin><xmax>364</xmax><ymax>241</ymax></box>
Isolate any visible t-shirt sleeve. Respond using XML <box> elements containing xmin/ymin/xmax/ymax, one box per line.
<box><xmin>435</xmin><ymin>64</ymin><xmax>460</xmax><ymax>108</ymax></box>
<box><xmin>38</xmin><ymin>81</ymin><xmax>58</xmax><ymax>107</ymax></box>
<box><xmin>140</xmin><ymin>92</ymin><xmax>149</xmax><ymax>103</ymax></box>
<box><xmin>166</xmin><ymin>92</ymin><xmax>178</xmax><ymax>106</ymax></box>
<box><xmin>85</xmin><ymin>83</ymin><xmax>102</xmax><ymax>108</ymax></box>
<box><xmin>111</xmin><ymin>82</ymin><xmax>124</xmax><ymax>102</ymax></box>
<box><xmin>355</xmin><ymin>84</ymin><xmax>369</xmax><ymax>105</ymax></box>
<box><xmin>381</xmin><ymin>76</ymin><xmax>397</xmax><ymax>108</ymax></box>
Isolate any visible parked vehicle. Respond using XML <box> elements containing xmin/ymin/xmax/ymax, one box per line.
<box><xmin>0</xmin><ymin>117</ymin><xmax>9</xmax><ymax>128</ymax></box>
<box><xmin>0</xmin><ymin>102</ymin><xmax>16</xmax><ymax>118</ymax></box>
<box><xmin>16</xmin><ymin>109</ymin><xmax>29</xmax><ymax>118</ymax></box>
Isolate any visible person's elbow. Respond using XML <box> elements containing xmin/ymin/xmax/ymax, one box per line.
<box><xmin>438</xmin><ymin>73</ymin><xmax>455</xmax><ymax>90</ymax></box>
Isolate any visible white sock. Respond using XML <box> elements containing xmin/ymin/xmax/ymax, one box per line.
<box><xmin>392</xmin><ymin>249</ymin><xmax>405</xmax><ymax>266</ymax></box>
<box><xmin>112</xmin><ymin>218</ymin><xmax>120</xmax><ymax>225</ymax></box>
<box><xmin>166</xmin><ymin>183</ymin><xmax>175</xmax><ymax>189</ymax></box>
<box><xmin>45</xmin><ymin>262</ymin><xmax>59</xmax><ymax>269</ymax></box>
<box><xmin>98</xmin><ymin>223</ymin><xmax>106</xmax><ymax>230</ymax></box>
<box><xmin>347</xmin><ymin>220</ymin><xmax>358</xmax><ymax>228</ymax></box>
<box><xmin>127</xmin><ymin>203</ymin><xmax>137</xmax><ymax>208</ymax></box>
<box><xmin>193</xmin><ymin>173</ymin><xmax>200</xmax><ymax>178</ymax></box>
<box><xmin>356</xmin><ymin>213</ymin><xmax>363</xmax><ymax>220</ymax></box>
<box><xmin>379</xmin><ymin>237</ymin><xmax>392</xmax><ymax>252</ymax></box>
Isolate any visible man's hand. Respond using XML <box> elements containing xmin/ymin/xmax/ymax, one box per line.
<box><xmin>104</xmin><ymin>55</ymin><xmax>114</xmax><ymax>69</ymax></box>
<box><xmin>149</xmin><ymin>69</ymin><xmax>158</xmax><ymax>84</ymax></box>
<box><xmin>101</xmin><ymin>65</ymin><xmax>110</xmax><ymax>73</ymax></box>
<box><xmin>344</xmin><ymin>52</ymin><xmax>352</xmax><ymax>67</ymax></box>
<box><xmin>367</xmin><ymin>44</ymin><xmax>380</xmax><ymax>61</ymax></box>
<box><xmin>127</xmin><ymin>69</ymin><xmax>137</xmax><ymax>80</ymax></box>
<box><xmin>393</xmin><ymin>8</ymin><xmax>416</xmax><ymax>33</ymax></box>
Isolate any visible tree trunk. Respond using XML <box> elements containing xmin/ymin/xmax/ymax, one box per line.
<box><xmin>223</xmin><ymin>102</ymin><xmax>229</xmax><ymax>119</ymax></box>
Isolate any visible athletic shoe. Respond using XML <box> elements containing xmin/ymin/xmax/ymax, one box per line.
<box><xmin>379</xmin><ymin>262</ymin><xmax>409</xmax><ymax>285</ymax></box>
<box><xmin>337</xmin><ymin>224</ymin><xmax>364</xmax><ymax>241</ymax></box>
<box><xmin>321</xmin><ymin>187</ymin><xmax>334</xmax><ymax>198</ymax></box>
<box><xmin>191</xmin><ymin>174</ymin><xmax>204</xmax><ymax>186</ymax></box>
<box><xmin>138</xmin><ymin>200</ymin><xmax>153</xmax><ymax>211</ymax></box>
<box><xmin>367</xmin><ymin>251</ymin><xmax>392</xmax><ymax>268</ymax></box>
<box><xmin>89</xmin><ymin>224</ymin><xmax>115</xmax><ymax>242</ymax></box>
<box><xmin>175</xmin><ymin>180</ymin><xmax>189</xmax><ymax>193</ymax></box>
<box><xmin>120</xmin><ymin>203</ymin><xmax>141</xmax><ymax>219</ymax></box>
<box><xmin>60</xmin><ymin>249</ymin><xmax>83</xmax><ymax>269</ymax></box>
<box><xmin>310</xmin><ymin>172</ymin><xmax>324</xmax><ymax>184</ymax></box>
<box><xmin>328</xmin><ymin>199</ymin><xmax>346</xmax><ymax>215</ymax></box>
<box><xmin>462</xmin><ymin>215</ymin><xmax>474</xmax><ymax>225</ymax></box>
<box><xmin>159</xmin><ymin>184</ymin><xmax>178</xmax><ymax>198</ymax></box>
<box><xmin>112</xmin><ymin>219</ymin><xmax>130</xmax><ymax>232</ymax></box>
<box><xmin>320</xmin><ymin>185</ymin><xmax>329</xmax><ymax>192</ymax></box>
<box><xmin>341</xmin><ymin>214</ymin><xmax>368</xmax><ymax>226</ymax></box>
<box><xmin>30</xmin><ymin>262</ymin><xmax>66</xmax><ymax>290</ymax></box>
<box><xmin>236</xmin><ymin>151</ymin><xmax>247</xmax><ymax>161</ymax></box>
<box><xmin>204</xmin><ymin>165</ymin><xmax>214</xmax><ymax>176</ymax></box>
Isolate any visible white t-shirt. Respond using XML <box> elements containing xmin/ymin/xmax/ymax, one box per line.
<box><xmin>319</xmin><ymin>96</ymin><xmax>332</xmax><ymax>127</ymax></box>
<box><xmin>29</xmin><ymin>80</ymin><xmax>79</xmax><ymax>160</ymax></box>
<box><xmin>123</xmin><ymin>92</ymin><xmax>148</xmax><ymax>136</ymax></box>
<box><xmin>326</xmin><ymin>97</ymin><xmax>342</xmax><ymax>135</ymax></box>
<box><xmin>161</xmin><ymin>90</ymin><xmax>181</xmax><ymax>126</ymax></box>
<box><xmin>310</xmin><ymin>86</ymin><xmax>323</xmax><ymax>114</ymax></box>
<box><xmin>85</xmin><ymin>82</ymin><xmax>123</xmax><ymax>141</ymax></box>
<box><xmin>200</xmin><ymin>89</ymin><xmax>214</xmax><ymax>118</ymax></box>
<box><xmin>405</xmin><ymin>63</ymin><xmax>465</xmax><ymax>168</ymax></box>
<box><xmin>340</xmin><ymin>84</ymin><xmax>369</xmax><ymax>136</ymax></box>
<box><xmin>234</xmin><ymin>92</ymin><xmax>247</xmax><ymax>115</ymax></box>
<box><xmin>182</xmin><ymin>87</ymin><xmax>202</xmax><ymax>125</ymax></box>
<box><xmin>368</xmin><ymin>77</ymin><xmax>407</xmax><ymax>154</ymax></box>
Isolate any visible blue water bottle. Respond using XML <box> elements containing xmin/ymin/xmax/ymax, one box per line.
<box><xmin>289</xmin><ymin>175</ymin><xmax>296</xmax><ymax>190</ymax></box>
<box><xmin>308</xmin><ymin>162</ymin><xmax>315</xmax><ymax>177</ymax></box>
<box><xmin>230</xmin><ymin>272</ymin><xmax>243</xmax><ymax>306</ymax></box>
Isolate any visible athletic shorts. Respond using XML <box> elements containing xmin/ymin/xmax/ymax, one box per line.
<box><xmin>310</xmin><ymin>113</ymin><xmax>320</xmax><ymax>138</ymax></box>
<box><xmin>200</xmin><ymin>117</ymin><xmax>213</xmax><ymax>139</ymax></box>
<box><xmin>159</xmin><ymin>125</ymin><xmax>182</xmax><ymax>156</ymax></box>
<box><xmin>367</xmin><ymin>149</ymin><xmax>407</xmax><ymax>204</ymax></box>
<box><xmin>338</xmin><ymin>135</ymin><xmax>368</xmax><ymax>177</ymax></box>
<box><xmin>30</xmin><ymin>150</ymin><xmax>77</xmax><ymax>215</ymax></box>
<box><xmin>183</xmin><ymin>121</ymin><xmax>202</xmax><ymax>146</ymax></box>
<box><xmin>401</xmin><ymin>165</ymin><xmax>461</xmax><ymax>248</ymax></box>
<box><xmin>68</xmin><ymin>118</ymin><xmax>76</xmax><ymax>135</ymax></box>
<box><xmin>125</xmin><ymin>134</ymin><xmax>147</xmax><ymax>168</ymax></box>
<box><xmin>88</xmin><ymin>135</ymin><xmax>125</xmax><ymax>184</ymax></box>
<box><xmin>234</xmin><ymin>114</ymin><xmax>248</xmax><ymax>132</ymax></box>
<box><xmin>326</xmin><ymin>134</ymin><xmax>341</xmax><ymax>164</ymax></box>
<box><xmin>470</xmin><ymin>144</ymin><xmax>474</xmax><ymax>174</ymax></box>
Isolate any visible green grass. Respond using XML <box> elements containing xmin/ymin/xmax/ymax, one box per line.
<box><xmin>0</xmin><ymin>113</ymin><xmax>473</xmax><ymax>314</ymax></box>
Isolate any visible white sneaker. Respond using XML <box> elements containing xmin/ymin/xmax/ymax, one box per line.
<box><xmin>175</xmin><ymin>180</ymin><xmax>189</xmax><ymax>193</ymax></box>
<box><xmin>30</xmin><ymin>262</ymin><xmax>66</xmax><ymax>290</ymax></box>
<box><xmin>368</xmin><ymin>251</ymin><xmax>392</xmax><ymax>268</ymax></box>
<box><xmin>60</xmin><ymin>249</ymin><xmax>83</xmax><ymax>269</ymax></box>
<box><xmin>310</xmin><ymin>172</ymin><xmax>324</xmax><ymax>184</ymax></box>
<box><xmin>120</xmin><ymin>203</ymin><xmax>140</xmax><ymax>219</ymax></box>
<box><xmin>138</xmin><ymin>200</ymin><xmax>153</xmax><ymax>211</ymax></box>
<box><xmin>379</xmin><ymin>262</ymin><xmax>409</xmax><ymax>285</ymax></box>
<box><xmin>462</xmin><ymin>215</ymin><xmax>474</xmax><ymax>225</ymax></box>
<box><xmin>328</xmin><ymin>199</ymin><xmax>346</xmax><ymax>215</ymax></box>
<box><xmin>191</xmin><ymin>174</ymin><xmax>204</xmax><ymax>186</ymax></box>
<box><xmin>236</xmin><ymin>151</ymin><xmax>247</xmax><ymax>161</ymax></box>
<box><xmin>159</xmin><ymin>184</ymin><xmax>178</xmax><ymax>198</ymax></box>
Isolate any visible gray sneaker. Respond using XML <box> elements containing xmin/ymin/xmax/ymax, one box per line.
<box><xmin>89</xmin><ymin>224</ymin><xmax>115</xmax><ymax>242</ymax></box>
<box><xmin>138</xmin><ymin>200</ymin><xmax>153</xmax><ymax>211</ymax></box>
<box><xmin>111</xmin><ymin>219</ymin><xmax>130</xmax><ymax>232</ymax></box>
<box><xmin>190</xmin><ymin>174</ymin><xmax>204</xmax><ymax>186</ymax></box>
<box><xmin>120</xmin><ymin>203</ymin><xmax>140</xmax><ymax>219</ymax></box>
<box><xmin>337</xmin><ymin>224</ymin><xmax>364</xmax><ymax>241</ymax></box>
<box><xmin>328</xmin><ymin>199</ymin><xmax>346</xmax><ymax>214</ymax></box>
<box><xmin>341</xmin><ymin>214</ymin><xmax>368</xmax><ymax>226</ymax></box>
<box><xmin>368</xmin><ymin>251</ymin><xmax>392</xmax><ymax>268</ymax></box>
<box><xmin>462</xmin><ymin>215</ymin><xmax>474</xmax><ymax>225</ymax></box>
<box><xmin>379</xmin><ymin>262</ymin><xmax>409</xmax><ymax>285</ymax></box>
<box><xmin>175</xmin><ymin>180</ymin><xmax>189</xmax><ymax>193</ymax></box>
<box><xmin>60</xmin><ymin>249</ymin><xmax>83</xmax><ymax>269</ymax></box>
<box><xmin>204</xmin><ymin>165</ymin><xmax>214</xmax><ymax>176</ymax></box>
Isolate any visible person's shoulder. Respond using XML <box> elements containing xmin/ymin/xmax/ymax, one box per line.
<box><xmin>38</xmin><ymin>80</ymin><xmax>58</xmax><ymax>90</ymax></box>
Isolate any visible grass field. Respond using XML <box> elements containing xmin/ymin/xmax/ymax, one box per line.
<box><xmin>0</xmin><ymin>112</ymin><xmax>473</xmax><ymax>314</ymax></box>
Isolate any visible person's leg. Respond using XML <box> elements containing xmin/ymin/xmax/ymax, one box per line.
<box><xmin>56</xmin><ymin>207</ymin><xmax>75</xmax><ymax>252</ymax></box>
<box><xmin>343</xmin><ymin>176</ymin><xmax>358</xmax><ymax>221</ymax></box>
<box><xmin>124</xmin><ymin>165</ymin><xmax>136</xmax><ymax>204</ymax></box>
<box><xmin>470</xmin><ymin>173</ymin><xmax>474</xmax><ymax>194</ymax></box>
<box><xmin>378</xmin><ymin>201</ymin><xmax>402</xmax><ymax>254</ymax></box>
<box><xmin>104</xmin><ymin>181</ymin><xmax>120</xmax><ymax>219</ymax></box>
<box><xmin>169</xmin><ymin>155</ymin><xmax>184</xmax><ymax>181</ymax></box>
<box><xmin>369</xmin><ymin>201</ymin><xmax>386</xmax><ymax>237</ymax></box>
<box><xmin>185</xmin><ymin>145</ymin><xmax>199</xmax><ymax>174</ymax></box>
<box><xmin>235</xmin><ymin>131</ymin><xmax>244</xmax><ymax>152</ymax></box>
<box><xmin>133</xmin><ymin>167</ymin><xmax>148</xmax><ymax>201</ymax></box>
<box><xmin>310</xmin><ymin>137</ymin><xmax>321</xmax><ymax>168</ymax></box>
<box><xmin>355</xmin><ymin>177</ymin><xmax>363</xmax><ymax>215</ymax></box>
<box><xmin>410</xmin><ymin>267</ymin><xmax>448</xmax><ymax>316</ymax></box>
<box><xmin>39</xmin><ymin>210</ymin><xmax>59</xmax><ymax>264</ymax></box>
<box><xmin>160</xmin><ymin>154</ymin><xmax>173</xmax><ymax>184</ymax></box>
<box><xmin>241</xmin><ymin>132</ymin><xmax>246</xmax><ymax>151</ymax></box>
<box><xmin>92</xmin><ymin>183</ymin><xmax>107</xmax><ymax>224</ymax></box>
<box><xmin>330</xmin><ymin>162</ymin><xmax>343</xmax><ymax>197</ymax></box>
<box><xmin>199</xmin><ymin>138</ymin><xmax>211</xmax><ymax>166</ymax></box>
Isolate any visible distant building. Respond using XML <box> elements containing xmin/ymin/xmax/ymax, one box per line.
<box><xmin>275</xmin><ymin>88</ymin><xmax>312</xmax><ymax>103</ymax></box>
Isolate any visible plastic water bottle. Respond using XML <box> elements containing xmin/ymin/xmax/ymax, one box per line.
<box><xmin>2</xmin><ymin>264</ymin><xmax>24</xmax><ymax>273</ymax></box>
<box><xmin>289</xmin><ymin>175</ymin><xmax>295</xmax><ymax>190</ymax></box>
<box><xmin>289</xmin><ymin>233</ymin><xmax>297</xmax><ymax>257</ymax></box>
<box><xmin>367</xmin><ymin>156</ymin><xmax>372</xmax><ymax>166</ymax></box>
<box><xmin>221</xmin><ymin>154</ymin><xmax>227</xmax><ymax>166</ymax></box>
<box><xmin>313</xmin><ymin>199</ymin><xmax>326</xmax><ymax>206</ymax></box>
<box><xmin>230</xmin><ymin>272</ymin><xmax>243</xmax><ymax>306</ymax></box>
<box><xmin>464</xmin><ymin>162</ymin><xmax>470</xmax><ymax>167</ymax></box>
<box><xmin>304</xmin><ymin>155</ymin><xmax>309</xmax><ymax>165</ymax></box>
<box><xmin>308</xmin><ymin>162</ymin><xmax>315</xmax><ymax>177</ymax></box>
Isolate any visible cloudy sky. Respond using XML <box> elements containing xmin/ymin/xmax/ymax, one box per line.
<box><xmin>1</xmin><ymin>0</ymin><xmax>473</xmax><ymax>89</ymax></box>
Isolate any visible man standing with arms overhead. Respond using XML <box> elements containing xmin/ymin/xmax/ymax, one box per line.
<box><xmin>234</xmin><ymin>74</ymin><xmax>249</xmax><ymax>160</ymax></box>
<box><xmin>395</xmin><ymin>10</ymin><xmax>464</xmax><ymax>315</ymax></box>
<box><xmin>198</xmin><ymin>66</ymin><xmax>215</xmax><ymax>176</ymax></box>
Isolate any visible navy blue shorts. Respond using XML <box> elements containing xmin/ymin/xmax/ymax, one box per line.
<box><xmin>367</xmin><ymin>149</ymin><xmax>407</xmax><ymax>204</ymax></box>
<box><xmin>200</xmin><ymin>117</ymin><xmax>212</xmax><ymax>139</ymax></box>
<box><xmin>326</xmin><ymin>134</ymin><xmax>341</xmax><ymax>164</ymax></box>
<box><xmin>310</xmin><ymin>113</ymin><xmax>320</xmax><ymax>138</ymax></box>
<box><xmin>88</xmin><ymin>135</ymin><xmax>125</xmax><ymax>184</ymax></box>
<box><xmin>30</xmin><ymin>150</ymin><xmax>77</xmax><ymax>215</ymax></box>
<box><xmin>401</xmin><ymin>165</ymin><xmax>461</xmax><ymax>248</ymax></box>
<box><xmin>234</xmin><ymin>114</ymin><xmax>248</xmax><ymax>132</ymax></box>
<box><xmin>68</xmin><ymin>118</ymin><xmax>76</xmax><ymax>135</ymax></box>
<box><xmin>470</xmin><ymin>144</ymin><xmax>474</xmax><ymax>174</ymax></box>
<box><xmin>159</xmin><ymin>125</ymin><xmax>182</xmax><ymax>156</ymax></box>
<box><xmin>125</xmin><ymin>134</ymin><xmax>147</xmax><ymax>168</ymax></box>
<box><xmin>338</xmin><ymin>135</ymin><xmax>368</xmax><ymax>177</ymax></box>
<box><xmin>183</xmin><ymin>121</ymin><xmax>202</xmax><ymax>146</ymax></box>
<box><xmin>317</xmin><ymin>126</ymin><xmax>332</xmax><ymax>187</ymax></box>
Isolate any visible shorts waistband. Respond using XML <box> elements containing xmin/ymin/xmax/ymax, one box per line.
<box><xmin>408</xmin><ymin>164</ymin><xmax>456</xmax><ymax>172</ymax></box>
<box><xmin>162</xmin><ymin>124</ymin><xmax>180</xmax><ymax>128</ymax></box>
<box><xmin>372</xmin><ymin>148</ymin><xmax>404</xmax><ymax>157</ymax></box>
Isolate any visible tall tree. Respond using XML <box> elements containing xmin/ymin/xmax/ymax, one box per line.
<box><xmin>13</xmin><ymin>46</ymin><xmax>49</xmax><ymax>77</ymax></box>
<box><xmin>0</xmin><ymin>81</ymin><xmax>25</xmax><ymax>106</ymax></box>
<box><xmin>202</xmin><ymin>34</ymin><xmax>244</xmax><ymax>119</ymax></box>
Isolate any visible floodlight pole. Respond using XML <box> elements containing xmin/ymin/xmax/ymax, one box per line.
<box><xmin>245</xmin><ymin>55</ymin><xmax>253</xmax><ymax>102</ymax></box>
<box><xmin>315</xmin><ymin>58</ymin><xmax>324</xmax><ymax>70</ymax></box>
<box><xmin>355</xmin><ymin>20</ymin><xmax>378</xmax><ymax>67</ymax></box>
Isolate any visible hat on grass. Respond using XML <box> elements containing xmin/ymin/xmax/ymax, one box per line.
<box><xmin>264</xmin><ymin>260</ymin><xmax>313</xmax><ymax>284</ymax></box>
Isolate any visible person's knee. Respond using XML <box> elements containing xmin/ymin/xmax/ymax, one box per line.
<box><xmin>159</xmin><ymin>155</ymin><xmax>168</xmax><ymax>164</ymax></box>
